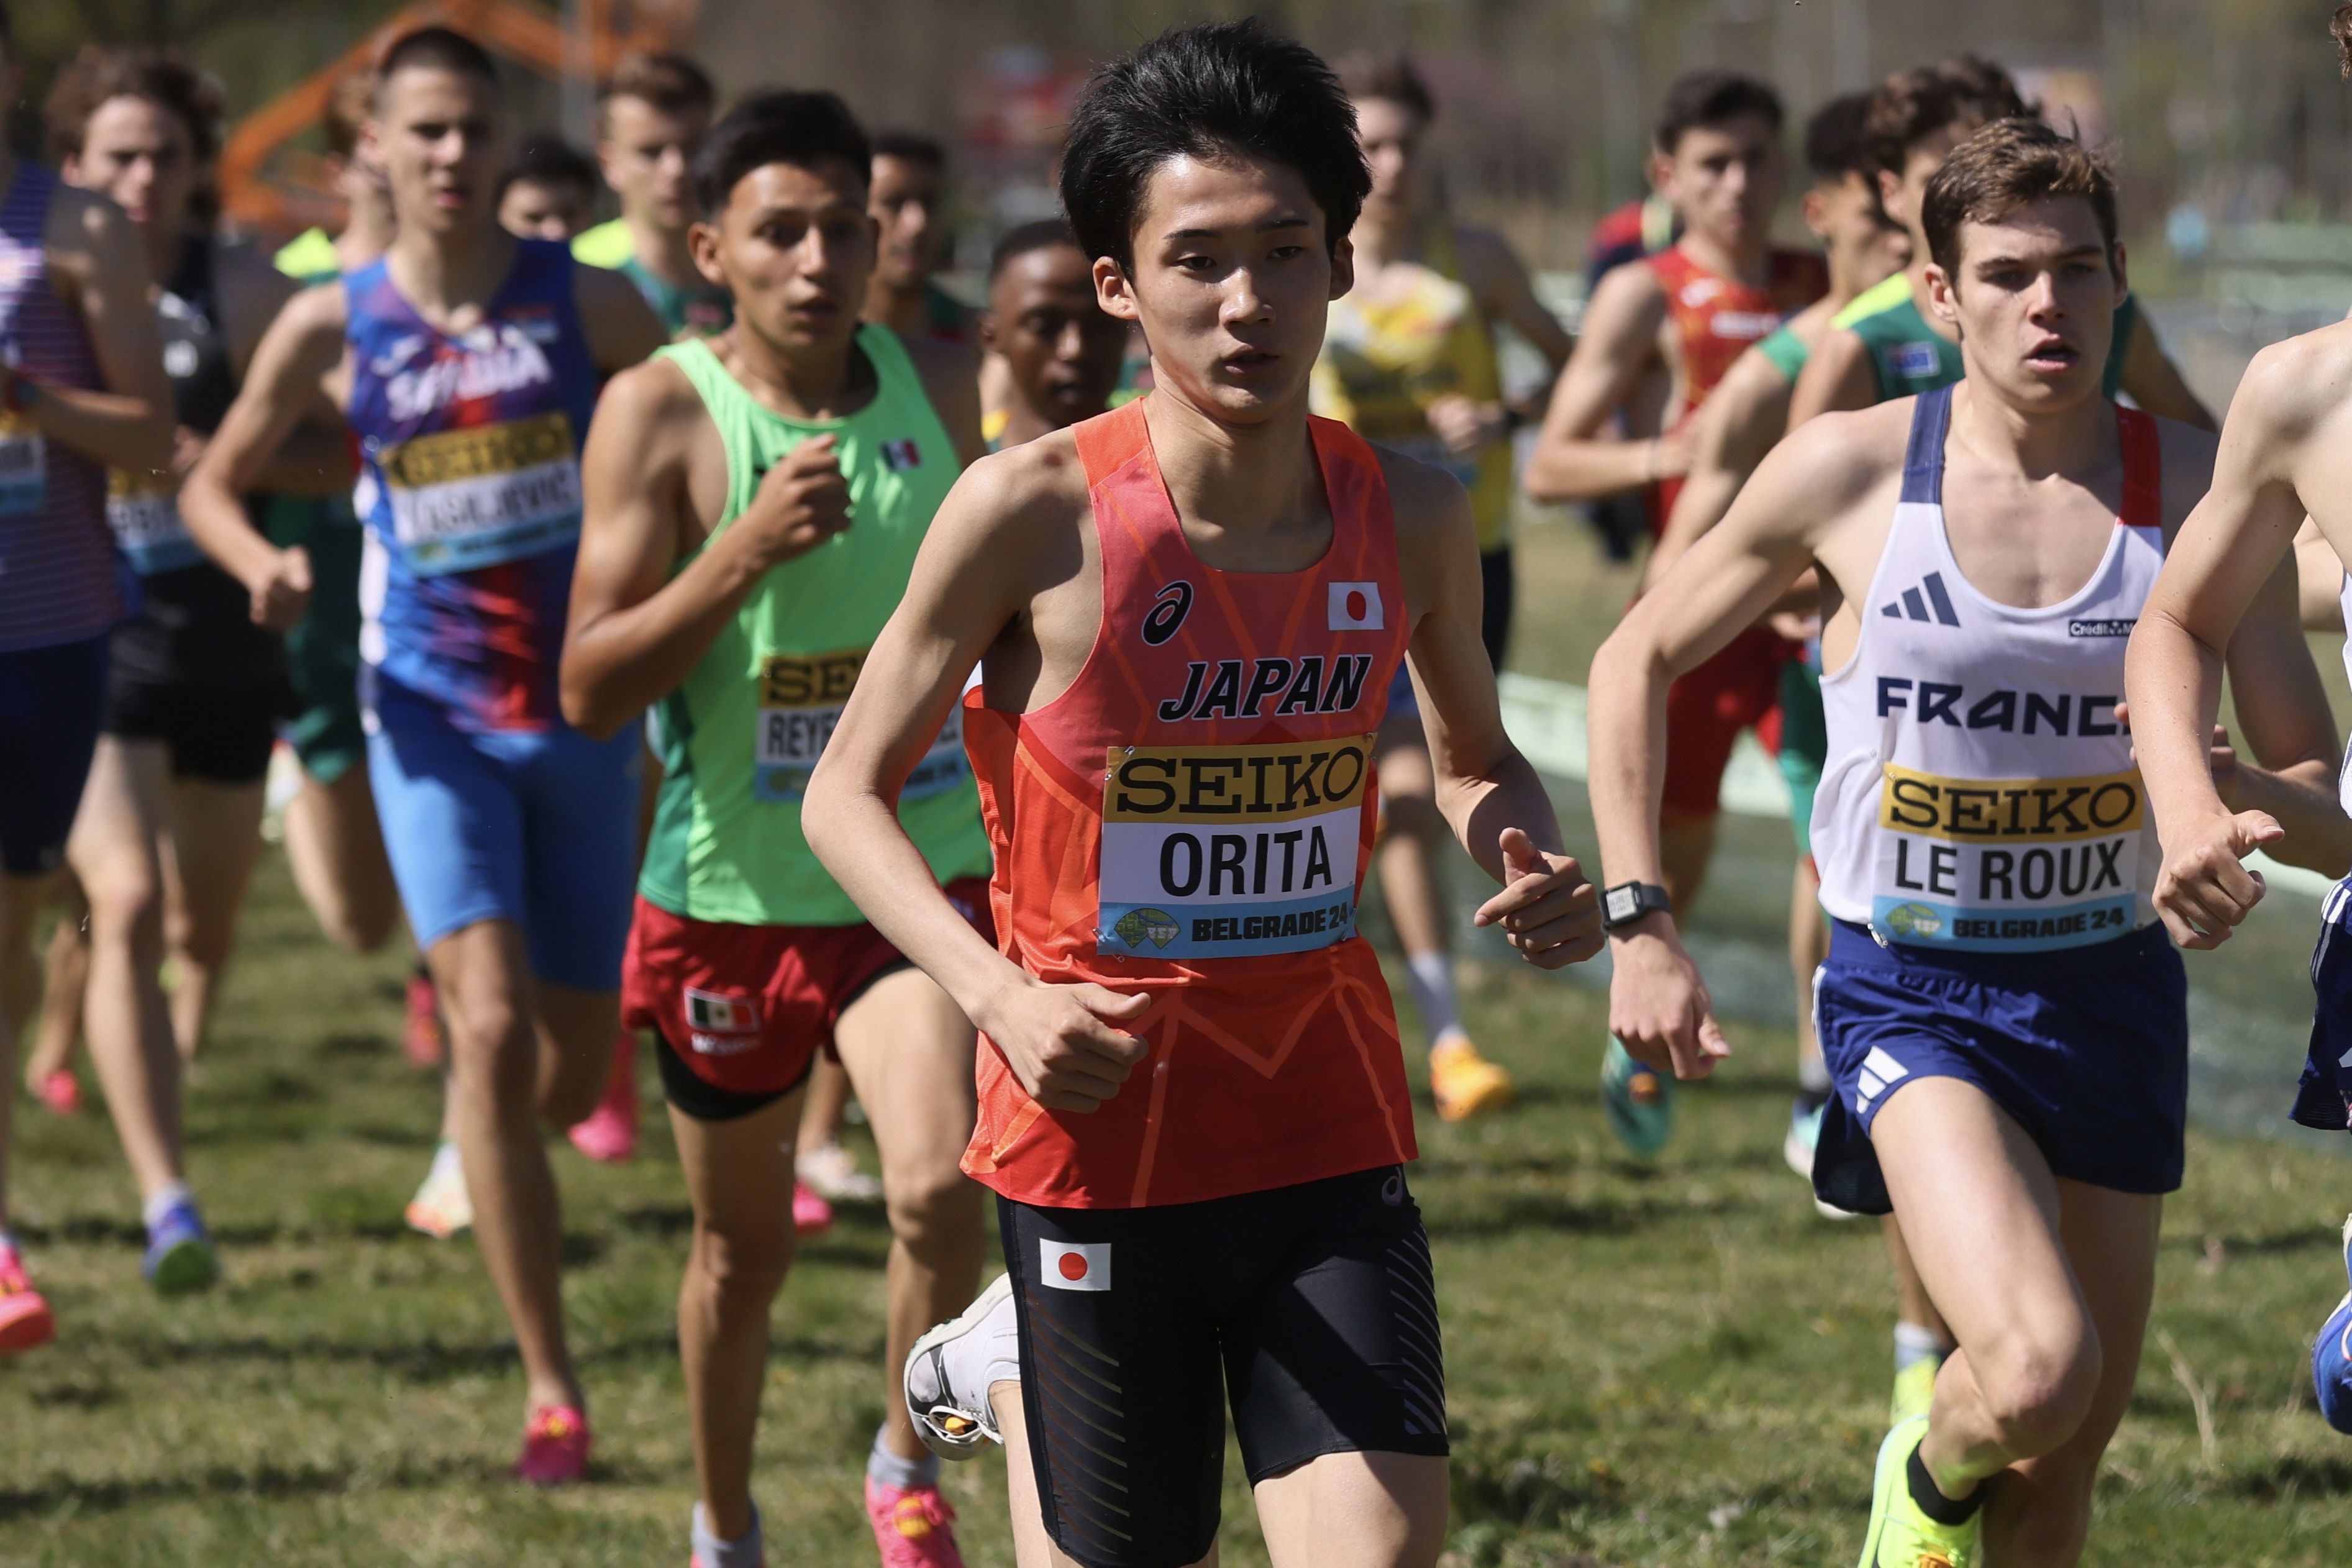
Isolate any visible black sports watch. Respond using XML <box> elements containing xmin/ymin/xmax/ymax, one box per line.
<box><xmin>1602</xmin><ymin>881</ymin><xmax>1673</xmax><ymax>931</ymax></box>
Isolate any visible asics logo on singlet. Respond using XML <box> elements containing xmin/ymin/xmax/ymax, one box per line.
<box><xmin>1880</xmin><ymin>571</ymin><xmax>1962</xmax><ymax>627</ymax></box>
<box><xmin>1141</xmin><ymin>581</ymin><xmax>1193</xmax><ymax>645</ymax></box>
<box><xmin>1155</xmin><ymin>655</ymin><xmax>1373</xmax><ymax>722</ymax></box>
<box><xmin>383</xmin><ymin>325</ymin><xmax>554</xmax><ymax>422</ymax></box>
<box><xmin>1876</xmin><ymin>679</ymin><xmax>2120</xmax><ymax>736</ymax></box>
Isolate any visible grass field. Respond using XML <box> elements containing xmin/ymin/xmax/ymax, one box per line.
<box><xmin>8</xmin><ymin>517</ymin><xmax>2352</xmax><ymax>1566</ymax></box>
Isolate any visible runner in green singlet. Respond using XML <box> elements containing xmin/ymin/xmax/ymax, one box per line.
<box><xmin>561</xmin><ymin>90</ymin><xmax>991</xmax><ymax>1568</ymax></box>
<box><xmin>573</xmin><ymin>52</ymin><xmax>732</xmax><ymax>339</ymax></box>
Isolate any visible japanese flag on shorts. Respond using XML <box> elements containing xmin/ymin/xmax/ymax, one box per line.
<box><xmin>1328</xmin><ymin>581</ymin><xmax>1383</xmax><ymax>631</ymax></box>
<box><xmin>1039</xmin><ymin>1239</ymin><xmax>1111</xmax><ymax>1292</ymax></box>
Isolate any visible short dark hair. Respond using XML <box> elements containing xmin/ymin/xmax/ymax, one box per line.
<box><xmin>322</xmin><ymin>70</ymin><xmax>374</xmax><ymax>162</ymax></box>
<box><xmin>1920</xmin><ymin>117</ymin><xmax>2117</xmax><ymax>280</ymax></box>
<box><xmin>600</xmin><ymin>52</ymin><xmax>714</xmax><ymax>124</ymax></box>
<box><xmin>989</xmin><ymin>217</ymin><xmax>1082</xmax><ymax>283</ymax></box>
<box><xmin>1938</xmin><ymin>54</ymin><xmax>2033</xmax><ymax>128</ymax></box>
<box><xmin>1653</xmin><ymin>69</ymin><xmax>1783</xmax><ymax>155</ymax></box>
<box><xmin>1865</xmin><ymin>58</ymin><xmax>2033</xmax><ymax>179</ymax></box>
<box><xmin>498</xmin><ymin>134</ymin><xmax>599</xmax><ymax>204</ymax></box>
<box><xmin>691</xmin><ymin>89</ymin><xmax>870</xmax><ymax>217</ymax></box>
<box><xmin>870</xmin><ymin>129</ymin><xmax>944</xmax><ymax>171</ymax></box>
<box><xmin>45</xmin><ymin>45</ymin><xmax>226</xmax><ymax>166</ymax></box>
<box><xmin>377</xmin><ymin>27</ymin><xmax>498</xmax><ymax>98</ymax></box>
<box><xmin>1334</xmin><ymin>51</ymin><xmax>1434</xmax><ymax>123</ymax></box>
<box><xmin>1803</xmin><ymin>91</ymin><xmax>1876</xmax><ymax>184</ymax></box>
<box><xmin>1060</xmin><ymin>19</ymin><xmax>1368</xmax><ymax>274</ymax></box>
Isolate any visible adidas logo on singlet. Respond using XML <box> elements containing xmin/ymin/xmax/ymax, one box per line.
<box><xmin>1880</xmin><ymin>571</ymin><xmax>1961</xmax><ymax>628</ymax></box>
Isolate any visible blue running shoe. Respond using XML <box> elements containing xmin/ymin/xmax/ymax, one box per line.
<box><xmin>2315</xmin><ymin>1212</ymin><xmax>2352</xmax><ymax>1434</ymax></box>
<box><xmin>1601</xmin><ymin>1036</ymin><xmax>1674</xmax><ymax>1157</ymax></box>
<box><xmin>144</xmin><ymin>1200</ymin><xmax>219</xmax><ymax>1297</ymax></box>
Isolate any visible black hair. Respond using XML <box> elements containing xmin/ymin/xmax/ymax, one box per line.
<box><xmin>1803</xmin><ymin>91</ymin><xmax>1877</xmax><ymax>184</ymax></box>
<box><xmin>870</xmin><ymin>129</ymin><xmax>944</xmax><ymax>170</ymax></box>
<box><xmin>498</xmin><ymin>134</ymin><xmax>599</xmax><ymax>204</ymax></box>
<box><xmin>1653</xmin><ymin>68</ymin><xmax>1784</xmax><ymax>154</ymax></box>
<box><xmin>377</xmin><ymin>27</ymin><xmax>498</xmax><ymax>97</ymax></box>
<box><xmin>1059</xmin><ymin>18</ymin><xmax>1369</xmax><ymax>273</ymax></box>
<box><xmin>988</xmin><ymin>217</ymin><xmax>1083</xmax><ymax>282</ymax></box>
<box><xmin>691</xmin><ymin>89</ymin><xmax>871</xmax><ymax>217</ymax></box>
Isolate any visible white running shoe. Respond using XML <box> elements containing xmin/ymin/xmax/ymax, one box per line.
<box><xmin>799</xmin><ymin>1139</ymin><xmax>883</xmax><ymax>1201</ymax></box>
<box><xmin>404</xmin><ymin>1152</ymin><xmax>473</xmax><ymax>1240</ymax></box>
<box><xmin>903</xmin><ymin>1272</ymin><xmax>1014</xmax><ymax>1459</ymax></box>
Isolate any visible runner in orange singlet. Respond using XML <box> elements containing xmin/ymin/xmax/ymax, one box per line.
<box><xmin>805</xmin><ymin>23</ymin><xmax>1603</xmax><ymax>1567</ymax></box>
<box><xmin>1525</xmin><ymin>68</ymin><xmax>1825</xmax><ymax>1153</ymax></box>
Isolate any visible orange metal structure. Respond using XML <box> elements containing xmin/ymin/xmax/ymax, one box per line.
<box><xmin>217</xmin><ymin>0</ymin><xmax>696</xmax><ymax>237</ymax></box>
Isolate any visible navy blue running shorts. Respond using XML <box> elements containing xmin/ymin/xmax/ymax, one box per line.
<box><xmin>1811</xmin><ymin>918</ymin><xmax>2188</xmax><ymax>1215</ymax></box>
<box><xmin>0</xmin><ymin>634</ymin><xmax>109</xmax><ymax>877</ymax></box>
<box><xmin>2293</xmin><ymin>882</ymin><xmax>2352</xmax><ymax>1134</ymax></box>
<box><xmin>997</xmin><ymin>1165</ymin><xmax>1448</xmax><ymax>1568</ymax></box>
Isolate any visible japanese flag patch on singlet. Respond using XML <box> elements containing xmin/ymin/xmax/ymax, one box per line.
<box><xmin>1096</xmin><ymin>735</ymin><xmax>1372</xmax><ymax>960</ymax></box>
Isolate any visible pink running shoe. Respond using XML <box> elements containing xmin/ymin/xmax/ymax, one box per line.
<box><xmin>35</xmin><ymin>1070</ymin><xmax>80</xmax><ymax>1116</ymax></box>
<box><xmin>0</xmin><ymin>1247</ymin><xmax>55</xmax><ymax>1357</ymax></box>
<box><xmin>516</xmin><ymin>1404</ymin><xmax>591</xmax><ymax>1485</ymax></box>
<box><xmin>793</xmin><ymin>1180</ymin><xmax>834</xmax><ymax>1236</ymax></box>
<box><xmin>864</xmin><ymin>1477</ymin><xmax>965</xmax><ymax>1567</ymax></box>
<box><xmin>567</xmin><ymin>1031</ymin><xmax>639</xmax><ymax>1164</ymax></box>
<box><xmin>404</xmin><ymin>970</ymin><xmax>444</xmax><ymax>1070</ymax></box>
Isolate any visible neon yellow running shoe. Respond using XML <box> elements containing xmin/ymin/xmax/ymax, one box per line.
<box><xmin>1856</xmin><ymin>1415</ymin><xmax>1980</xmax><ymax>1568</ymax></box>
<box><xmin>1430</xmin><ymin>1036</ymin><xmax>1516</xmax><ymax>1122</ymax></box>
<box><xmin>1891</xmin><ymin>1352</ymin><xmax>1944</xmax><ymax>1426</ymax></box>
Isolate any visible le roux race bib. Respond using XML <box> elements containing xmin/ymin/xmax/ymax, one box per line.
<box><xmin>756</xmin><ymin>648</ymin><xmax>966</xmax><ymax>805</ymax></box>
<box><xmin>1097</xmin><ymin>736</ymin><xmax>1372</xmax><ymax>960</ymax></box>
<box><xmin>1872</xmin><ymin>760</ymin><xmax>2144</xmax><ymax>952</ymax></box>
<box><xmin>376</xmin><ymin>410</ymin><xmax>581</xmax><ymax>576</ymax></box>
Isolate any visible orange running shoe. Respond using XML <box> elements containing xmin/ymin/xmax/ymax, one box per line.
<box><xmin>0</xmin><ymin>1244</ymin><xmax>55</xmax><ymax>1357</ymax></box>
<box><xmin>567</xmin><ymin>1031</ymin><xmax>639</xmax><ymax>1164</ymax></box>
<box><xmin>864</xmin><ymin>1477</ymin><xmax>965</xmax><ymax>1567</ymax></box>
<box><xmin>516</xmin><ymin>1403</ymin><xmax>591</xmax><ymax>1485</ymax></box>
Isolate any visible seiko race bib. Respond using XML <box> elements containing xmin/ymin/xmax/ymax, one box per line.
<box><xmin>106</xmin><ymin>469</ymin><xmax>200</xmax><ymax>575</ymax></box>
<box><xmin>755</xmin><ymin>648</ymin><xmax>965</xmax><ymax>804</ymax></box>
<box><xmin>376</xmin><ymin>409</ymin><xmax>581</xmax><ymax>576</ymax></box>
<box><xmin>1872</xmin><ymin>760</ymin><xmax>2145</xmax><ymax>952</ymax></box>
<box><xmin>1096</xmin><ymin>736</ymin><xmax>1372</xmax><ymax>960</ymax></box>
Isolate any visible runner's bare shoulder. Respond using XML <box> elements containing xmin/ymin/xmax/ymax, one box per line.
<box><xmin>1369</xmin><ymin>443</ymin><xmax>1475</xmax><ymax>557</ymax></box>
<box><xmin>936</xmin><ymin>426</ymin><xmax>1095</xmax><ymax>589</ymax></box>
<box><xmin>1746</xmin><ymin>397</ymin><xmax>1912</xmax><ymax>539</ymax></box>
<box><xmin>2231</xmin><ymin>321</ymin><xmax>2352</xmax><ymax>457</ymax></box>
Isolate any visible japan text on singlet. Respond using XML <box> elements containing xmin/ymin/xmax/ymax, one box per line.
<box><xmin>1813</xmin><ymin>385</ymin><xmax>2166</xmax><ymax>953</ymax></box>
<box><xmin>961</xmin><ymin>399</ymin><xmax>1418</xmax><ymax>1208</ymax></box>
<box><xmin>0</xmin><ymin>162</ymin><xmax>118</xmax><ymax>652</ymax></box>
<box><xmin>344</xmin><ymin>239</ymin><xmax>597</xmax><ymax>731</ymax></box>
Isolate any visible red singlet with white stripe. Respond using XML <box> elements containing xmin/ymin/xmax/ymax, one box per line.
<box><xmin>960</xmin><ymin>398</ymin><xmax>1418</xmax><ymax>1209</ymax></box>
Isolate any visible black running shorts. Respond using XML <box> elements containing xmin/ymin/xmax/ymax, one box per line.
<box><xmin>997</xmin><ymin>1165</ymin><xmax>1447</xmax><ymax>1568</ymax></box>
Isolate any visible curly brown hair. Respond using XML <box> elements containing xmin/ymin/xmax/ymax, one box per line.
<box><xmin>43</xmin><ymin>45</ymin><xmax>224</xmax><ymax>166</ymax></box>
<box><xmin>2335</xmin><ymin>4</ymin><xmax>2352</xmax><ymax>76</ymax></box>
<box><xmin>1920</xmin><ymin>117</ymin><xmax>2117</xmax><ymax>281</ymax></box>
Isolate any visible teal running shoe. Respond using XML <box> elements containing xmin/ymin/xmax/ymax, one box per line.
<box><xmin>1600</xmin><ymin>1036</ymin><xmax>1674</xmax><ymax>1156</ymax></box>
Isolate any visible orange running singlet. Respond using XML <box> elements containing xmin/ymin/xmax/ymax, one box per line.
<box><xmin>960</xmin><ymin>399</ymin><xmax>1418</xmax><ymax>1208</ymax></box>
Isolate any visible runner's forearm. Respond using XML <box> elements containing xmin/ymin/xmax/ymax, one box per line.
<box><xmin>2225</xmin><ymin>760</ymin><xmax>2352</xmax><ymax>876</ymax></box>
<box><xmin>2122</xmin><ymin>609</ymin><xmax>2233</xmax><ymax>842</ymax></box>
<box><xmin>249</xmin><ymin>422</ymin><xmax>357</xmax><ymax>498</ymax></box>
<box><xmin>1436</xmin><ymin>747</ymin><xmax>1570</xmax><ymax>885</ymax></box>
<box><xmin>563</xmin><ymin>526</ymin><xmax>775</xmax><ymax>737</ymax></box>
<box><xmin>179</xmin><ymin>464</ymin><xmax>284</xmax><ymax>592</ymax></box>
<box><xmin>23</xmin><ymin>380</ymin><xmax>172</xmax><ymax>475</ymax></box>
<box><xmin>803</xmin><ymin>777</ymin><xmax>1029</xmax><ymax>1032</ymax></box>
<box><xmin>1584</xmin><ymin>628</ymin><xmax>1675</xmax><ymax>890</ymax></box>
<box><xmin>1522</xmin><ymin>434</ymin><xmax>1660</xmax><ymax>505</ymax></box>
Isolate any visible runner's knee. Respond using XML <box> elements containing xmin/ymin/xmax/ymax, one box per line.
<box><xmin>883</xmin><ymin>1160</ymin><xmax>983</xmax><ymax>1254</ymax></box>
<box><xmin>690</xmin><ymin>1213</ymin><xmax>795</xmax><ymax>1306</ymax></box>
<box><xmin>81</xmin><ymin>860</ymin><xmax>163</xmax><ymax>952</ymax></box>
<box><xmin>447</xmin><ymin>994</ymin><xmax>536</xmax><ymax>1100</ymax></box>
<box><xmin>1973</xmin><ymin>1328</ymin><xmax>2102</xmax><ymax>1458</ymax></box>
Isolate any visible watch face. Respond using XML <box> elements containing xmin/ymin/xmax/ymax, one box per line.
<box><xmin>1606</xmin><ymin>887</ymin><xmax>1637</xmax><ymax>923</ymax></box>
